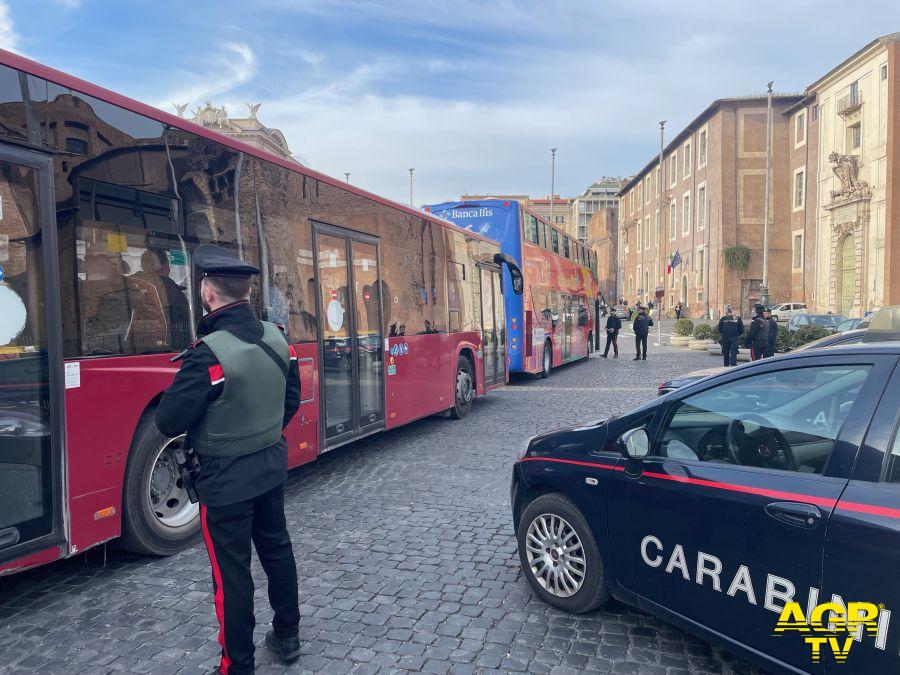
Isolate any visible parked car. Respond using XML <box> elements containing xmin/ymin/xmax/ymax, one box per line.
<box><xmin>512</xmin><ymin>343</ymin><xmax>900</xmax><ymax>673</ymax></box>
<box><xmin>787</xmin><ymin>313</ymin><xmax>846</xmax><ymax>333</ymax></box>
<box><xmin>657</xmin><ymin>329</ymin><xmax>868</xmax><ymax>395</ymax></box>
<box><xmin>613</xmin><ymin>305</ymin><xmax>630</xmax><ymax>320</ymax></box>
<box><xmin>834</xmin><ymin>317</ymin><xmax>865</xmax><ymax>333</ymax></box>
<box><xmin>769</xmin><ymin>302</ymin><xmax>807</xmax><ymax>322</ymax></box>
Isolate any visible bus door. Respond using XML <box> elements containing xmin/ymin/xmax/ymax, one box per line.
<box><xmin>561</xmin><ymin>295</ymin><xmax>573</xmax><ymax>362</ymax></box>
<box><xmin>479</xmin><ymin>265</ymin><xmax>505</xmax><ymax>387</ymax></box>
<box><xmin>0</xmin><ymin>144</ymin><xmax>65</xmax><ymax>565</ymax></box>
<box><xmin>312</xmin><ymin>224</ymin><xmax>385</xmax><ymax>450</ymax></box>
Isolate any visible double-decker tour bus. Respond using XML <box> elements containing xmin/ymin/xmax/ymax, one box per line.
<box><xmin>424</xmin><ymin>199</ymin><xmax>597</xmax><ymax>377</ymax></box>
<box><xmin>0</xmin><ymin>50</ymin><xmax>522</xmax><ymax>576</ymax></box>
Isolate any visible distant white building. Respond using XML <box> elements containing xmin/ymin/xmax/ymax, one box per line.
<box><xmin>572</xmin><ymin>177</ymin><xmax>626</xmax><ymax>242</ymax></box>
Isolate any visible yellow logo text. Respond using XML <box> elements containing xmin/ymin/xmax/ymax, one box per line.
<box><xmin>774</xmin><ymin>601</ymin><xmax>880</xmax><ymax>663</ymax></box>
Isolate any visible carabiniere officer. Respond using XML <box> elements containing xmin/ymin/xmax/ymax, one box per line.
<box><xmin>155</xmin><ymin>245</ymin><xmax>302</xmax><ymax>675</ymax></box>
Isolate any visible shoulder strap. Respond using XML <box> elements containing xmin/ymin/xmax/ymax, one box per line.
<box><xmin>218</xmin><ymin>324</ymin><xmax>290</xmax><ymax>378</ymax></box>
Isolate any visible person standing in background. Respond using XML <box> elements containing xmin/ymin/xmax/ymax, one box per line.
<box><xmin>744</xmin><ymin>304</ymin><xmax>770</xmax><ymax>361</ymax></box>
<box><xmin>632</xmin><ymin>305</ymin><xmax>653</xmax><ymax>361</ymax></box>
<box><xmin>717</xmin><ymin>305</ymin><xmax>743</xmax><ymax>367</ymax></box>
<box><xmin>763</xmin><ymin>308</ymin><xmax>778</xmax><ymax>358</ymax></box>
<box><xmin>601</xmin><ymin>311</ymin><xmax>621</xmax><ymax>358</ymax></box>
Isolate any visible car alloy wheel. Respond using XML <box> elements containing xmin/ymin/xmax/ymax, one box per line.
<box><xmin>524</xmin><ymin>513</ymin><xmax>586</xmax><ymax>598</ymax></box>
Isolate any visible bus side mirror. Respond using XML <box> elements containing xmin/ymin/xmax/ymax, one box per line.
<box><xmin>493</xmin><ymin>253</ymin><xmax>524</xmax><ymax>295</ymax></box>
<box><xmin>618</xmin><ymin>428</ymin><xmax>650</xmax><ymax>460</ymax></box>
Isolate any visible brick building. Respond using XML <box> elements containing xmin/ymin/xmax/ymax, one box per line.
<box><xmin>587</xmin><ymin>207</ymin><xmax>618</xmax><ymax>302</ymax></box>
<box><xmin>618</xmin><ymin>94</ymin><xmax>802</xmax><ymax>318</ymax></box>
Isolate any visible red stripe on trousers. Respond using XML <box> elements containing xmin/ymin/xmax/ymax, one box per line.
<box><xmin>201</xmin><ymin>505</ymin><xmax>232</xmax><ymax>674</ymax></box>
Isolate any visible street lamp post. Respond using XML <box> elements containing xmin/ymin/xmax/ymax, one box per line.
<box><xmin>344</xmin><ymin>172</ymin><xmax>350</xmax><ymax>182</ymax></box>
<box><xmin>760</xmin><ymin>81</ymin><xmax>774</xmax><ymax>307</ymax></box>
<box><xmin>408</xmin><ymin>168</ymin><xmax>414</xmax><ymax>207</ymax></box>
<box><xmin>549</xmin><ymin>148</ymin><xmax>557</xmax><ymax>227</ymax></box>
<box><xmin>655</xmin><ymin>120</ymin><xmax>665</xmax><ymax>346</ymax></box>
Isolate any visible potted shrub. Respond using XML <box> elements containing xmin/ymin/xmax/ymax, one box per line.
<box><xmin>705</xmin><ymin>324</ymin><xmax>722</xmax><ymax>355</ymax></box>
<box><xmin>791</xmin><ymin>325</ymin><xmax>830</xmax><ymax>349</ymax></box>
<box><xmin>689</xmin><ymin>323</ymin><xmax>715</xmax><ymax>350</ymax></box>
<box><xmin>671</xmin><ymin>318</ymin><xmax>694</xmax><ymax>347</ymax></box>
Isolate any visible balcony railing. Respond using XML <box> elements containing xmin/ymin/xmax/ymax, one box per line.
<box><xmin>837</xmin><ymin>90</ymin><xmax>863</xmax><ymax>117</ymax></box>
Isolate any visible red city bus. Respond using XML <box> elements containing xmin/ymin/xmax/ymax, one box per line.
<box><xmin>0</xmin><ymin>50</ymin><xmax>521</xmax><ymax>576</ymax></box>
<box><xmin>424</xmin><ymin>199</ymin><xmax>599</xmax><ymax>377</ymax></box>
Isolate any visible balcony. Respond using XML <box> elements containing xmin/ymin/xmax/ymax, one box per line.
<box><xmin>837</xmin><ymin>91</ymin><xmax>863</xmax><ymax>119</ymax></box>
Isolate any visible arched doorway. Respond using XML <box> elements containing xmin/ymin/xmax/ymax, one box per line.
<box><xmin>838</xmin><ymin>235</ymin><xmax>855</xmax><ymax>316</ymax></box>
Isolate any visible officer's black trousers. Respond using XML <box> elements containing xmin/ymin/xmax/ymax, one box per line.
<box><xmin>200</xmin><ymin>483</ymin><xmax>300</xmax><ymax>674</ymax></box>
<box><xmin>603</xmin><ymin>331</ymin><xmax>618</xmax><ymax>357</ymax></box>
<box><xmin>635</xmin><ymin>334</ymin><xmax>647</xmax><ymax>359</ymax></box>
<box><xmin>722</xmin><ymin>338</ymin><xmax>739</xmax><ymax>366</ymax></box>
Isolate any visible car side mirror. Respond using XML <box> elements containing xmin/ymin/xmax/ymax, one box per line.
<box><xmin>618</xmin><ymin>428</ymin><xmax>650</xmax><ymax>460</ymax></box>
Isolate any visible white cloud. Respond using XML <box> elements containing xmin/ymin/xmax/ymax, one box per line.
<box><xmin>0</xmin><ymin>1</ymin><xmax>20</xmax><ymax>53</ymax></box>
<box><xmin>156</xmin><ymin>41</ymin><xmax>256</xmax><ymax>111</ymax></box>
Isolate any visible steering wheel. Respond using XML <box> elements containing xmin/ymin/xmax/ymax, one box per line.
<box><xmin>725</xmin><ymin>413</ymin><xmax>796</xmax><ymax>471</ymax></box>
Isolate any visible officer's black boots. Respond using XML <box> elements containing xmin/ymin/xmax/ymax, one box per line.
<box><xmin>265</xmin><ymin>630</ymin><xmax>301</xmax><ymax>662</ymax></box>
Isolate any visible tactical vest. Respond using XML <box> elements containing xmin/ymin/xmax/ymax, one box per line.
<box><xmin>191</xmin><ymin>322</ymin><xmax>289</xmax><ymax>458</ymax></box>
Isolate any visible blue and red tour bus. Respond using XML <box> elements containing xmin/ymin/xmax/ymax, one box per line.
<box><xmin>424</xmin><ymin>199</ymin><xmax>598</xmax><ymax>377</ymax></box>
<box><xmin>0</xmin><ymin>49</ymin><xmax>521</xmax><ymax>576</ymax></box>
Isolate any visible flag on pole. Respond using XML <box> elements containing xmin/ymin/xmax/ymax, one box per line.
<box><xmin>667</xmin><ymin>250</ymin><xmax>682</xmax><ymax>274</ymax></box>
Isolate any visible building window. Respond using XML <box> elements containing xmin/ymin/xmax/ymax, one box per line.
<box><xmin>847</xmin><ymin>123</ymin><xmax>861</xmax><ymax>153</ymax></box>
<box><xmin>850</xmin><ymin>80</ymin><xmax>859</xmax><ymax>104</ymax></box>
<box><xmin>654</xmin><ymin>210</ymin><xmax>660</xmax><ymax>247</ymax></box>
<box><xmin>630</xmin><ymin>191</ymin><xmax>634</xmax><ymax>215</ymax></box>
<box><xmin>792</xmin><ymin>232</ymin><xmax>803</xmax><ymax>270</ymax></box>
<box><xmin>696</xmin><ymin>248</ymin><xmax>704</xmax><ymax>285</ymax></box>
<box><xmin>669</xmin><ymin>154</ymin><xmax>677</xmax><ymax>187</ymax></box>
<box><xmin>883</xmin><ymin>64</ymin><xmax>889</xmax><ymax>81</ymax></box>
<box><xmin>638</xmin><ymin>182</ymin><xmax>643</xmax><ymax>206</ymax></box>
<box><xmin>793</xmin><ymin>168</ymin><xmax>805</xmax><ymax>211</ymax></box>
<box><xmin>669</xmin><ymin>200</ymin><xmax>676</xmax><ymax>241</ymax></box>
<box><xmin>682</xmin><ymin>142</ymin><xmax>692</xmax><ymax>178</ymax></box>
<box><xmin>65</xmin><ymin>137</ymin><xmax>88</xmax><ymax>155</ymax></box>
<box><xmin>794</xmin><ymin>111</ymin><xmax>807</xmax><ymax>147</ymax></box>
<box><xmin>645</xmin><ymin>176</ymin><xmax>652</xmax><ymax>204</ymax></box>
<box><xmin>637</xmin><ymin>220</ymin><xmax>642</xmax><ymax>250</ymax></box>
<box><xmin>696</xmin><ymin>184</ymin><xmax>706</xmax><ymax>230</ymax></box>
<box><xmin>682</xmin><ymin>193</ymin><xmax>691</xmax><ymax>235</ymax></box>
<box><xmin>644</xmin><ymin>216</ymin><xmax>650</xmax><ymax>250</ymax></box>
<box><xmin>812</xmin><ymin>104</ymin><xmax>819</xmax><ymax>121</ymax></box>
<box><xmin>698</xmin><ymin>128</ymin><xmax>707</xmax><ymax>168</ymax></box>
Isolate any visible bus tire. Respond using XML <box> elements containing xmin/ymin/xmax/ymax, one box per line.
<box><xmin>119</xmin><ymin>414</ymin><xmax>201</xmax><ymax>556</ymax></box>
<box><xmin>450</xmin><ymin>355</ymin><xmax>475</xmax><ymax>419</ymax></box>
<box><xmin>540</xmin><ymin>343</ymin><xmax>552</xmax><ymax>378</ymax></box>
<box><xmin>517</xmin><ymin>492</ymin><xmax>610</xmax><ymax>614</ymax></box>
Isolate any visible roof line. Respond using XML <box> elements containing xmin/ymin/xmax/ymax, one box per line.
<box><xmin>806</xmin><ymin>33</ymin><xmax>900</xmax><ymax>92</ymax></box>
<box><xmin>0</xmin><ymin>48</ymin><xmax>494</xmax><ymax>245</ymax></box>
<box><xmin>618</xmin><ymin>93</ymin><xmax>803</xmax><ymax>195</ymax></box>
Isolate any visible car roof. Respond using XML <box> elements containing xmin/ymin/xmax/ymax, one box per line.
<box><xmin>768</xmin><ymin>341</ymin><xmax>900</xmax><ymax>358</ymax></box>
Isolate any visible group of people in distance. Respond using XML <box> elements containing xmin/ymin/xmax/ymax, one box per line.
<box><xmin>597</xmin><ymin>302</ymin><xmax>777</xmax><ymax>366</ymax></box>
<box><xmin>718</xmin><ymin>303</ymin><xmax>777</xmax><ymax>366</ymax></box>
<box><xmin>599</xmin><ymin>304</ymin><xmax>654</xmax><ymax>361</ymax></box>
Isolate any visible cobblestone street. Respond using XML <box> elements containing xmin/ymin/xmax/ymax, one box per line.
<box><xmin>0</xmin><ymin>345</ymin><xmax>759</xmax><ymax>675</ymax></box>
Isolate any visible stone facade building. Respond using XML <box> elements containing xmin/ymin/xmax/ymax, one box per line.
<box><xmin>572</xmin><ymin>178</ymin><xmax>625</xmax><ymax>242</ymax></box>
<box><xmin>618</xmin><ymin>94</ymin><xmax>802</xmax><ymax>318</ymax></box>
<box><xmin>176</xmin><ymin>101</ymin><xmax>294</xmax><ymax>161</ymax></box>
<box><xmin>587</xmin><ymin>207</ymin><xmax>618</xmax><ymax>302</ymax></box>
<box><xmin>804</xmin><ymin>33</ymin><xmax>900</xmax><ymax>315</ymax></box>
<box><xmin>526</xmin><ymin>195</ymin><xmax>575</xmax><ymax>235</ymax></box>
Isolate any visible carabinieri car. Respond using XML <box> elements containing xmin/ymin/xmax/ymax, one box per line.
<box><xmin>511</xmin><ymin>344</ymin><xmax>900</xmax><ymax>674</ymax></box>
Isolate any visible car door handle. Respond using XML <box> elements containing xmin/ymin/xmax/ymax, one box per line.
<box><xmin>765</xmin><ymin>501</ymin><xmax>822</xmax><ymax>529</ymax></box>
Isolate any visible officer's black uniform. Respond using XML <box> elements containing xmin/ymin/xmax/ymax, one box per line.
<box><xmin>602</xmin><ymin>314</ymin><xmax>621</xmax><ymax>357</ymax></box>
<box><xmin>632</xmin><ymin>310</ymin><xmax>653</xmax><ymax>360</ymax></box>
<box><xmin>717</xmin><ymin>313</ymin><xmax>744</xmax><ymax>366</ymax></box>
<box><xmin>744</xmin><ymin>305</ymin><xmax>770</xmax><ymax>361</ymax></box>
<box><xmin>764</xmin><ymin>315</ymin><xmax>778</xmax><ymax>358</ymax></box>
<box><xmin>155</xmin><ymin>246</ymin><xmax>301</xmax><ymax>675</ymax></box>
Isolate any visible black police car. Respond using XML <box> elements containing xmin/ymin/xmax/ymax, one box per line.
<box><xmin>511</xmin><ymin>344</ymin><xmax>900</xmax><ymax>673</ymax></box>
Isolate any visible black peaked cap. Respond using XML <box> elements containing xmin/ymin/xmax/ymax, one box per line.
<box><xmin>194</xmin><ymin>244</ymin><xmax>259</xmax><ymax>277</ymax></box>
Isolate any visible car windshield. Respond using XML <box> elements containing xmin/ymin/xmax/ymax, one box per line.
<box><xmin>810</xmin><ymin>315</ymin><xmax>844</xmax><ymax>327</ymax></box>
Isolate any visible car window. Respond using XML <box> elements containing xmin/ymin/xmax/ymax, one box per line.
<box><xmin>887</xmin><ymin>431</ymin><xmax>900</xmax><ymax>484</ymax></box>
<box><xmin>655</xmin><ymin>365</ymin><xmax>871</xmax><ymax>474</ymax></box>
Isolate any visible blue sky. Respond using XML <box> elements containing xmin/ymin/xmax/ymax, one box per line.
<box><xmin>3</xmin><ymin>1</ymin><xmax>900</xmax><ymax>205</ymax></box>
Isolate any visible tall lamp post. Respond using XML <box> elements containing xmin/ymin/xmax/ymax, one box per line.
<box><xmin>549</xmin><ymin>148</ymin><xmax>557</xmax><ymax>226</ymax></box>
<box><xmin>344</xmin><ymin>172</ymin><xmax>351</xmax><ymax>182</ymax></box>
<box><xmin>655</xmin><ymin>120</ymin><xmax>665</xmax><ymax>346</ymax></box>
<box><xmin>760</xmin><ymin>81</ymin><xmax>774</xmax><ymax>308</ymax></box>
<box><xmin>408</xmin><ymin>168</ymin><xmax>415</xmax><ymax>207</ymax></box>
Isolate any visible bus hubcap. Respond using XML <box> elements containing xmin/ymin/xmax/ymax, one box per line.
<box><xmin>456</xmin><ymin>369</ymin><xmax>473</xmax><ymax>404</ymax></box>
<box><xmin>148</xmin><ymin>435</ymin><xmax>199</xmax><ymax>529</ymax></box>
<box><xmin>525</xmin><ymin>514</ymin><xmax>586</xmax><ymax>598</ymax></box>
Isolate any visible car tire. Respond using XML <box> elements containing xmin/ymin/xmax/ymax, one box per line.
<box><xmin>449</xmin><ymin>355</ymin><xmax>475</xmax><ymax>419</ymax></box>
<box><xmin>119</xmin><ymin>413</ymin><xmax>201</xmax><ymax>555</ymax></box>
<box><xmin>517</xmin><ymin>493</ymin><xmax>609</xmax><ymax>613</ymax></box>
<box><xmin>540</xmin><ymin>343</ymin><xmax>552</xmax><ymax>379</ymax></box>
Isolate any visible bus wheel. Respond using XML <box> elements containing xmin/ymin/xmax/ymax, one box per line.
<box><xmin>119</xmin><ymin>415</ymin><xmax>201</xmax><ymax>555</ymax></box>
<box><xmin>540</xmin><ymin>343</ymin><xmax>552</xmax><ymax>378</ymax></box>
<box><xmin>450</xmin><ymin>356</ymin><xmax>475</xmax><ymax>419</ymax></box>
<box><xmin>517</xmin><ymin>493</ymin><xmax>609</xmax><ymax>613</ymax></box>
